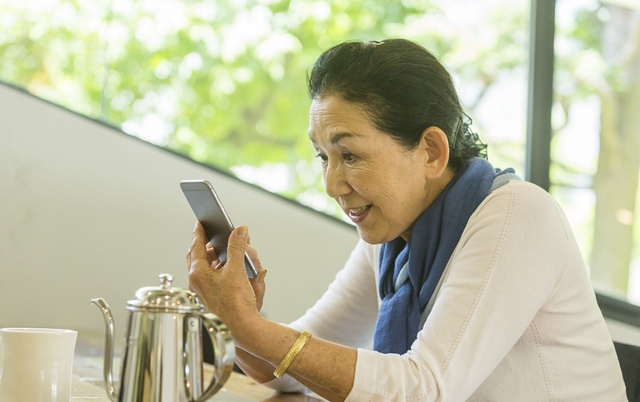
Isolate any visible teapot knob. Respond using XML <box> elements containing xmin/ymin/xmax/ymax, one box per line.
<box><xmin>159</xmin><ymin>273</ymin><xmax>174</xmax><ymax>289</ymax></box>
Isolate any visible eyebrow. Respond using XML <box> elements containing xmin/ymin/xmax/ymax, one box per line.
<box><xmin>309</xmin><ymin>132</ymin><xmax>359</xmax><ymax>145</ymax></box>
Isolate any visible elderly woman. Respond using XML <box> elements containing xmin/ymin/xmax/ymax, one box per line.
<box><xmin>187</xmin><ymin>39</ymin><xmax>626</xmax><ymax>401</ymax></box>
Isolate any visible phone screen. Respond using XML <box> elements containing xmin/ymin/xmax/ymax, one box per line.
<box><xmin>181</xmin><ymin>180</ymin><xmax>258</xmax><ymax>278</ymax></box>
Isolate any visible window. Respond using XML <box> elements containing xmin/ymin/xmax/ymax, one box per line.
<box><xmin>5</xmin><ymin>0</ymin><xmax>637</xmax><ymax>312</ymax></box>
<box><xmin>0</xmin><ymin>0</ymin><xmax>529</xmax><ymax>221</ymax></box>
<box><xmin>552</xmin><ymin>0</ymin><xmax>640</xmax><ymax>304</ymax></box>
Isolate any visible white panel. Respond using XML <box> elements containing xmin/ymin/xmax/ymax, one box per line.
<box><xmin>0</xmin><ymin>84</ymin><xmax>360</xmax><ymax>341</ymax></box>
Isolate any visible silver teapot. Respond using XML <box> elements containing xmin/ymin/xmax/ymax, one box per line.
<box><xmin>91</xmin><ymin>274</ymin><xmax>235</xmax><ymax>402</ymax></box>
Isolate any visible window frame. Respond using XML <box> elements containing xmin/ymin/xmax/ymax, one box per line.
<box><xmin>526</xmin><ymin>0</ymin><xmax>640</xmax><ymax>327</ymax></box>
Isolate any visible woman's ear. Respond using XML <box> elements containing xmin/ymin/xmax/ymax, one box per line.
<box><xmin>420</xmin><ymin>126</ymin><xmax>450</xmax><ymax>179</ymax></box>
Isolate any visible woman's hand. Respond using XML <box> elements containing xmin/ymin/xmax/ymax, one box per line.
<box><xmin>186</xmin><ymin>223</ymin><xmax>356</xmax><ymax>401</ymax></box>
<box><xmin>186</xmin><ymin>222</ymin><xmax>264</xmax><ymax>328</ymax></box>
<box><xmin>202</xmin><ymin>232</ymin><xmax>267</xmax><ymax>311</ymax></box>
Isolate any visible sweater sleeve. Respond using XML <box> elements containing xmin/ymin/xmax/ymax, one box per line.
<box><xmin>347</xmin><ymin>181</ymin><xmax>571</xmax><ymax>401</ymax></box>
<box><xmin>262</xmin><ymin>238</ymin><xmax>381</xmax><ymax>392</ymax></box>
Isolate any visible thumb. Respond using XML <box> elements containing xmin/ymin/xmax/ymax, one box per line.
<box><xmin>227</xmin><ymin>226</ymin><xmax>249</xmax><ymax>266</ymax></box>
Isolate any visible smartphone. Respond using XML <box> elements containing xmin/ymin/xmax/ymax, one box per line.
<box><xmin>180</xmin><ymin>179</ymin><xmax>258</xmax><ymax>278</ymax></box>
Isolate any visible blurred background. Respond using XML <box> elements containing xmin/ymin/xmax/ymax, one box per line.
<box><xmin>0</xmin><ymin>0</ymin><xmax>638</xmax><ymax>307</ymax></box>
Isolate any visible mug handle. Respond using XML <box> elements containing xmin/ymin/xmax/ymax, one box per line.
<box><xmin>192</xmin><ymin>313</ymin><xmax>235</xmax><ymax>402</ymax></box>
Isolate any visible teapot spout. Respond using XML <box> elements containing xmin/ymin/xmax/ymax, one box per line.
<box><xmin>90</xmin><ymin>298</ymin><xmax>119</xmax><ymax>402</ymax></box>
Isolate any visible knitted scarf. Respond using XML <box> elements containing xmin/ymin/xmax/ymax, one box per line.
<box><xmin>373</xmin><ymin>157</ymin><xmax>514</xmax><ymax>354</ymax></box>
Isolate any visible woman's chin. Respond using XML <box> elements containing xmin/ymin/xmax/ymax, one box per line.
<box><xmin>356</xmin><ymin>227</ymin><xmax>394</xmax><ymax>245</ymax></box>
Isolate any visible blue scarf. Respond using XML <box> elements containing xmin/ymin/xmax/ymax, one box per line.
<box><xmin>373</xmin><ymin>157</ymin><xmax>514</xmax><ymax>354</ymax></box>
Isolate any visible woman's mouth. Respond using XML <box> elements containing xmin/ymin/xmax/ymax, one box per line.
<box><xmin>346</xmin><ymin>205</ymin><xmax>372</xmax><ymax>223</ymax></box>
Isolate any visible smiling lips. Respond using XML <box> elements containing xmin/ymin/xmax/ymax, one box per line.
<box><xmin>345</xmin><ymin>205</ymin><xmax>372</xmax><ymax>223</ymax></box>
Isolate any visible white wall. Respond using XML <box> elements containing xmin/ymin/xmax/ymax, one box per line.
<box><xmin>605</xmin><ymin>318</ymin><xmax>640</xmax><ymax>347</ymax></box>
<box><xmin>1</xmin><ymin>82</ymin><xmax>639</xmax><ymax>347</ymax></box>
<box><xmin>0</xmin><ymin>83</ymin><xmax>360</xmax><ymax>341</ymax></box>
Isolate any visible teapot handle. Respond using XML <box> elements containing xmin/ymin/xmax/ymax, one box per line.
<box><xmin>192</xmin><ymin>313</ymin><xmax>235</xmax><ymax>402</ymax></box>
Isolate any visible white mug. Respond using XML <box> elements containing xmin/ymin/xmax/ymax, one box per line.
<box><xmin>0</xmin><ymin>328</ymin><xmax>77</xmax><ymax>402</ymax></box>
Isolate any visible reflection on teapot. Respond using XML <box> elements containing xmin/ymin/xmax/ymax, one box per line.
<box><xmin>91</xmin><ymin>274</ymin><xmax>235</xmax><ymax>402</ymax></box>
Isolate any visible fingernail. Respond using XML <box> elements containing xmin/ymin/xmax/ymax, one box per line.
<box><xmin>237</xmin><ymin>226</ymin><xmax>248</xmax><ymax>240</ymax></box>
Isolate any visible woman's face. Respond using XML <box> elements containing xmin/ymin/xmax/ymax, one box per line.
<box><xmin>309</xmin><ymin>95</ymin><xmax>448</xmax><ymax>244</ymax></box>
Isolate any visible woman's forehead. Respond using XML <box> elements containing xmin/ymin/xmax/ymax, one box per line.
<box><xmin>309</xmin><ymin>96</ymin><xmax>371</xmax><ymax>136</ymax></box>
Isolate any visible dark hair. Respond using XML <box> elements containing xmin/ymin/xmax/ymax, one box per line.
<box><xmin>308</xmin><ymin>39</ymin><xmax>487</xmax><ymax>171</ymax></box>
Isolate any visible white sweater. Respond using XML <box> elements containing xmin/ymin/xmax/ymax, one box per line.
<box><xmin>265</xmin><ymin>181</ymin><xmax>627</xmax><ymax>401</ymax></box>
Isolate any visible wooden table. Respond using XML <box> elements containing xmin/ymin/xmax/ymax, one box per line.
<box><xmin>71</xmin><ymin>336</ymin><xmax>322</xmax><ymax>402</ymax></box>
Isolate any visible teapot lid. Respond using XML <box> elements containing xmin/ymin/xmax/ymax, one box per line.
<box><xmin>127</xmin><ymin>274</ymin><xmax>201</xmax><ymax>312</ymax></box>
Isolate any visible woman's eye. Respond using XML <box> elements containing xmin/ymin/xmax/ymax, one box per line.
<box><xmin>342</xmin><ymin>152</ymin><xmax>356</xmax><ymax>163</ymax></box>
<box><xmin>315</xmin><ymin>153</ymin><xmax>328</xmax><ymax>163</ymax></box>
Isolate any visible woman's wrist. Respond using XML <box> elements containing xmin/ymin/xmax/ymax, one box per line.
<box><xmin>227</xmin><ymin>308</ymin><xmax>269</xmax><ymax>350</ymax></box>
<box><xmin>234</xmin><ymin>347</ymin><xmax>277</xmax><ymax>383</ymax></box>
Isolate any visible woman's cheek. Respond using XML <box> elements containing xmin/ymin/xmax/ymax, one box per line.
<box><xmin>347</xmin><ymin>166</ymin><xmax>378</xmax><ymax>193</ymax></box>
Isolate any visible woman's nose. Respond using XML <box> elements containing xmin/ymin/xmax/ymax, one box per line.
<box><xmin>324</xmin><ymin>163</ymin><xmax>351</xmax><ymax>199</ymax></box>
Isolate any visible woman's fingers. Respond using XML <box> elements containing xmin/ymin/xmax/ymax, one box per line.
<box><xmin>186</xmin><ymin>224</ymin><xmax>262</xmax><ymax>327</ymax></box>
<box><xmin>246</xmin><ymin>247</ymin><xmax>265</xmax><ymax>281</ymax></box>
<box><xmin>226</xmin><ymin>226</ymin><xmax>249</xmax><ymax>274</ymax></box>
<box><xmin>245</xmin><ymin>242</ymin><xmax>267</xmax><ymax>311</ymax></box>
<box><xmin>206</xmin><ymin>242</ymin><xmax>220</xmax><ymax>265</ymax></box>
<box><xmin>257</xmin><ymin>269</ymin><xmax>267</xmax><ymax>281</ymax></box>
<box><xmin>187</xmin><ymin>222</ymin><xmax>208</xmax><ymax>269</ymax></box>
<box><xmin>187</xmin><ymin>221</ymin><xmax>220</xmax><ymax>270</ymax></box>
<box><xmin>247</xmin><ymin>268</ymin><xmax>267</xmax><ymax>287</ymax></box>
<box><xmin>187</xmin><ymin>222</ymin><xmax>211</xmax><ymax>290</ymax></box>
<box><xmin>246</xmin><ymin>244</ymin><xmax>260</xmax><ymax>266</ymax></box>
<box><xmin>247</xmin><ymin>273</ymin><xmax>266</xmax><ymax>312</ymax></box>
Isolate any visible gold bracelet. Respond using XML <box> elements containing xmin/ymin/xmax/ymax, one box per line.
<box><xmin>273</xmin><ymin>330</ymin><xmax>312</xmax><ymax>378</ymax></box>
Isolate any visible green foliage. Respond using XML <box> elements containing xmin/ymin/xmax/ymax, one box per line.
<box><xmin>0</xmin><ymin>0</ymin><xmax>105</xmax><ymax>117</ymax></box>
<box><xmin>571</xmin><ymin>8</ymin><xmax>603</xmax><ymax>50</ymax></box>
<box><xmin>0</xmin><ymin>0</ymin><xmax>529</xmax><ymax>219</ymax></box>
